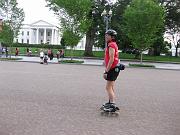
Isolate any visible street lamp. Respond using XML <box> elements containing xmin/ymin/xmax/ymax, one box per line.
<box><xmin>101</xmin><ymin>9</ymin><xmax>112</xmax><ymax>48</ymax></box>
<box><xmin>0</xmin><ymin>15</ymin><xmax>3</xmax><ymax>32</ymax></box>
<box><xmin>0</xmin><ymin>15</ymin><xmax>3</xmax><ymax>49</ymax></box>
<box><xmin>177</xmin><ymin>9</ymin><xmax>180</xmax><ymax>13</ymax></box>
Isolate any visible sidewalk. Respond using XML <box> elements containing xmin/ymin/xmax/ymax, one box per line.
<box><xmin>9</xmin><ymin>56</ymin><xmax>180</xmax><ymax>70</ymax></box>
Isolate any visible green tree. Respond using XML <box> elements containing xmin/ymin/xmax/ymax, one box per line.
<box><xmin>89</xmin><ymin>0</ymin><xmax>133</xmax><ymax>52</ymax></box>
<box><xmin>60</xmin><ymin>37</ymin><xmax>65</xmax><ymax>49</ymax></box>
<box><xmin>46</xmin><ymin>0</ymin><xmax>92</xmax><ymax>52</ymax></box>
<box><xmin>46</xmin><ymin>0</ymin><xmax>132</xmax><ymax>56</ymax></box>
<box><xmin>0</xmin><ymin>23</ymin><xmax>14</xmax><ymax>44</ymax></box>
<box><xmin>122</xmin><ymin>0</ymin><xmax>165</xmax><ymax>63</ymax></box>
<box><xmin>162</xmin><ymin>0</ymin><xmax>180</xmax><ymax>57</ymax></box>
<box><xmin>60</xmin><ymin>13</ymin><xmax>84</xmax><ymax>60</ymax></box>
<box><xmin>0</xmin><ymin>0</ymin><xmax>24</xmax><ymax>38</ymax></box>
<box><xmin>46</xmin><ymin>0</ymin><xmax>93</xmax><ymax>59</ymax></box>
<box><xmin>148</xmin><ymin>27</ymin><xmax>166</xmax><ymax>56</ymax></box>
<box><xmin>110</xmin><ymin>0</ymin><xmax>132</xmax><ymax>51</ymax></box>
<box><xmin>0</xmin><ymin>0</ymin><xmax>24</xmax><ymax>57</ymax></box>
<box><xmin>62</xmin><ymin>29</ymin><xmax>81</xmax><ymax>60</ymax></box>
<box><xmin>84</xmin><ymin>0</ymin><xmax>108</xmax><ymax>56</ymax></box>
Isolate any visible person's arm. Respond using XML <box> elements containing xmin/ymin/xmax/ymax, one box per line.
<box><xmin>105</xmin><ymin>47</ymin><xmax>115</xmax><ymax>72</ymax></box>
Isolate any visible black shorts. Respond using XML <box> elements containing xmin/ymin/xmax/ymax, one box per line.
<box><xmin>106</xmin><ymin>67</ymin><xmax>120</xmax><ymax>81</ymax></box>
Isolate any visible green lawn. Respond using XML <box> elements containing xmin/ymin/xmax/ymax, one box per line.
<box><xmin>129</xmin><ymin>63</ymin><xmax>155</xmax><ymax>68</ymax></box>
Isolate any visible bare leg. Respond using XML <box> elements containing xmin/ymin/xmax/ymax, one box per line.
<box><xmin>106</xmin><ymin>81</ymin><xmax>115</xmax><ymax>103</ymax></box>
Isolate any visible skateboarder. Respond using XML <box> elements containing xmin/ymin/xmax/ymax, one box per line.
<box><xmin>102</xmin><ymin>29</ymin><xmax>120</xmax><ymax>112</ymax></box>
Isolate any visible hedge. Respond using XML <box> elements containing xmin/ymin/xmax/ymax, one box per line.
<box><xmin>2</xmin><ymin>43</ymin><xmax>65</xmax><ymax>49</ymax></box>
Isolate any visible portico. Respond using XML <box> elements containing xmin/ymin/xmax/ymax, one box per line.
<box><xmin>16</xmin><ymin>20</ymin><xmax>60</xmax><ymax>45</ymax></box>
<box><xmin>34</xmin><ymin>28</ymin><xmax>58</xmax><ymax>44</ymax></box>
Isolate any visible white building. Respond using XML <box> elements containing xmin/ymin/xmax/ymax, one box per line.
<box><xmin>15</xmin><ymin>20</ymin><xmax>102</xmax><ymax>51</ymax></box>
<box><xmin>15</xmin><ymin>20</ymin><xmax>61</xmax><ymax>45</ymax></box>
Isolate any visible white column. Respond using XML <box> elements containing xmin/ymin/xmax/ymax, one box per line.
<box><xmin>43</xmin><ymin>28</ymin><xmax>46</xmax><ymax>44</ymax></box>
<box><xmin>54</xmin><ymin>29</ymin><xmax>57</xmax><ymax>44</ymax></box>
<box><xmin>56</xmin><ymin>30</ymin><xmax>59</xmax><ymax>45</ymax></box>
<box><xmin>57</xmin><ymin>30</ymin><xmax>61</xmax><ymax>44</ymax></box>
<box><xmin>56</xmin><ymin>30</ymin><xmax>59</xmax><ymax>44</ymax></box>
<box><xmin>29</xmin><ymin>30</ymin><xmax>31</xmax><ymax>44</ymax></box>
<box><xmin>51</xmin><ymin>29</ymin><xmax>54</xmax><ymax>44</ymax></box>
<box><xmin>36</xmin><ymin>28</ymin><xmax>39</xmax><ymax>44</ymax></box>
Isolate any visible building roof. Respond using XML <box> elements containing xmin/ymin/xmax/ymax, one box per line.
<box><xmin>20</xmin><ymin>20</ymin><xmax>60</xmax><ymax>29</ymax></box>
<box><xmin>30</xmin><ymin>20</ymin><xmax>56</xmax><ymax>27</ymax></box>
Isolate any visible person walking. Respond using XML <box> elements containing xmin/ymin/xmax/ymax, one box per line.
<box><xmin>102</xmin><ymin>29</ymin><xmax>120</xmax><ymax>112</ymax></box>
<box><xmin>39</xmin><ymin>49</ymin><xmax>44</xmax><ymax>64</ymax></box>
<box><xmin>60</xmin><ymin>49</ymin><xmax>64</xmax><ymax>58</ymax></box>
<box><xmin>5</xmin><ymin>47</ymin><xmax>8</xmax><ymax>58</ymax></box>
<box><xmin>43</xmin><ymin>52</ymin><xmax>48</xmax><ymax>64</ymax></box>
<box><xmin>47</xmin><ymin>48</ymin><xmax>51</xmax><ymax>59</ymax></box>
<box><xmin>15</xmin><ymin>48</ymin><xmax>19</xmax><ymax>56</ymax></box>
<box><xmin>56</xmin><ymin>50</ymin><xmax>60</xmax><ymax>62</ymax></box>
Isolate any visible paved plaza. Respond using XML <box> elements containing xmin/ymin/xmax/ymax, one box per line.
<box><xmin>0</xmin><ymin>61</ymin><xmax>180</xmax><ymax>135</ymax></box>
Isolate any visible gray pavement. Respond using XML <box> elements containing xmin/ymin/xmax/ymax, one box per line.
<box><xmin>9</xmin><ymin>56</ymin><xmax>180</xmax><ymax>70</ymax></box>
<box><xmin>0</xmin><ymin>62</ymin><xmax>180</xmax><ymax>135</ymax></box>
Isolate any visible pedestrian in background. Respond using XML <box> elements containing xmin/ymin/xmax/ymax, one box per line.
<box><xmin>56</xmin><ymin>50</ymin><xmax>60</xmax><ymax>62</ymax></box>
<box><xmin>15</xmin><ymin>48</ymin><xmax>19</xmax><ymax>56</ymax></box>
<box><xmin>39</xmin><ymin>49</ymin><xmax>44</xmax><ymax>64</ymax></box>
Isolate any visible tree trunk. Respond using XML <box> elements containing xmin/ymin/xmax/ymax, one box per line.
<box><xmin>148</xmin><ymin>48</ymin><xmax>154</xmax><ymax>56</ymax></box>
<box><xmin>84</xmin><ymin>27</ymin><xmax>95</xmax><ymax>57</ymax></box>
<box><xmin>172</xmin><ymin>34</ymin><xmax>179</xmax><ymax>57</ymax></box>
<box><xmin>70</xmin><ymin>47</ymin><xmax>73</xmax><ymax>60</ymax></box>
<box><xmin>175</xmin><ymin>45</ymin><xmax>178</xmax><ymax>57</ymax></box>
<box><xmin>148</xmin><ymin>47</ymin><xmax>161</xmax><ymax>56</ymax></box>
<box><xmin>9</xmin><ymin>44</ymin><xmax>12</xmax><ymax>58</ymax></box>
<box><xmin>140</xmin><ymin>52</ymin><xmax>143</xmax><ymax>64</ymax></box>
<box><xmin>154</xmin><ymin>47</ymin><xmax>161</xmax><ymax>56</ymax></box>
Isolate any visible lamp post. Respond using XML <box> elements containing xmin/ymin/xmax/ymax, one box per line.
<box><xmin>101</xmin><ymin>9</ymin><xmax>112</xmax><ymax>48</ymax></box>
<box><xmin>0</xmin><ymin>15</ymin><xmax>3</xmax><ymax>49</ymax></box>
<box><xmin>0</xmin><ymin>15</ymin><xmax>3</xmax><ymax>32</ymax></box>
<box><xmin>177</xmin><ymin>9</ymin><xmax>180</xmax><ymax>13</ymax></box>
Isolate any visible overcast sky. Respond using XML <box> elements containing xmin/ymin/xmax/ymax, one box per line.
<box><xmin>17</xmin><ymin>0</ymin><xmax>59</xmax><ymax>25</ymax></box>
<box><xmin>16</xmin><ymin>0</ymin><xmax>117</xmax><ymax>26</ymax></box>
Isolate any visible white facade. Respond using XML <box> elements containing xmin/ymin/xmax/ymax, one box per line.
<box><xmin>15</xmin><ymin>20</ymin><xmax>102</xmax><ymax>51</ymax></box>
<box><xmin>15</xmin><ymin>20</ymin><xmax>60</xmax><ymax>45</ymax></box>
<box><xmin>65</xmin><ymin>36</ymin><xmax>102</xmax><ymax>51</ymax></box>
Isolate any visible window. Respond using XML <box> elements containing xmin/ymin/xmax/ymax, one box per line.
<box><xmin>27</xmin><ymin>39</ymin><xmax>29</xmax><ymax>44</ymax></box>
<box><xmin>47</xmin><ymin>39</ymin><xmax>50</xmax><ymax>44</ymax></box>
<box><xmin>41</xmin><ymin>40</ymin><xmax>43</xmax><ymax>44</ymax></box>
<box><xmin>48</xmin><ymin>32</ymin><xmax>51</xmax><ymax>36</ymax></box>
<box><xmin>22</xmin><ymin>39</ymin><xmax>24</xmax><ymax>43</ymax></box>
<box><xmin>16</xmin><ymin>39</ymin><xmax>18</xmax><ymax>43</ymax></box>
<box><xmin>27</xmin><ymin>31</ymin><xmax>29</xmax><ymax>36</ymax></box>
<box><xmin>41</xmin><ymin>32</ymin><xmax>43</xmax><ymax>36</ymax></box>
<box><xmin>22</xmin><ymin>31</ymin><xmax>24</xmax><ymax>36</ymax></box>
